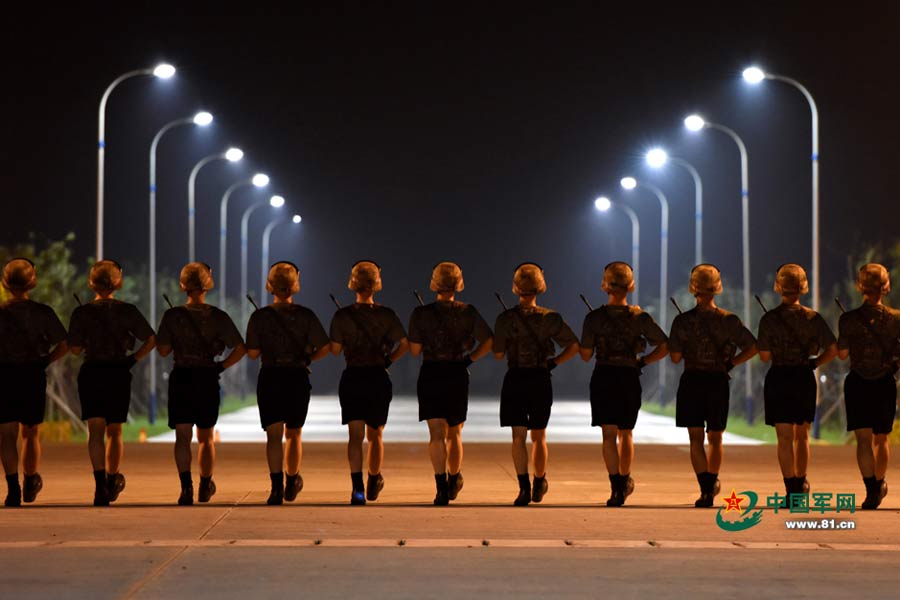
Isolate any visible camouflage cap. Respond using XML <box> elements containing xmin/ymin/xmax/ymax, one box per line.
<box><xmin>2</xmin><ymin>258</ymin><xmax>37</xmax><ymax>292</ymax></box>
<box><xmin>601</xmin><ymin>261</ymin><xmax>635</xmax><ymax>294</ymax></box>
<box><xmin>348</xmin><ymin>260</ymin><xmax>383</xmax><ymax>294</ymax></box>
<box><xmin>180</xmin><ymin>262</ymin><xmax>214</xmax><ymax>293</ymax></box>
<box><xmin>267</xmin><ymin>262</ymin><xmax>300</xmax><ymax>297</ymax></box>
<box><xmin>512</xmin><ymin>262</ymin><xmax>547</xmax><ymax>296</ymax></box>
<box><xmin>689</xmin><ymin>264</ymin><xmax>723</xmax><ymax>296</ymax></box>
<box><xmin>89</xmin><ymin>260</ymin><xmax>123</xmax><ymax>292</ymax></box>
<box><xmin>774</xmin><ymin>263</ymin><xmax>809</xmax><ymax>296</ymax></box>
<box><xmin>430</xmin><ymin>261</ymin><xmax>464</xmax><ymax>293</ymax></box>
<box><xmin>857</xmin><ymin>263</ymin><xmax>890</xmax><ymax>296</ymax></box>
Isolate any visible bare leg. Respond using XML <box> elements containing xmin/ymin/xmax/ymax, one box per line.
<box><xmin>618</xmin><ymin>429</ymin><xmax>634</xmax><ymax>475</ymax></box>
<box><xmin>174</xmin><ymin>424</ymin><xmax>193</xmax><ymax>474</ymax></box>
<box><xmin>511</xmin><ymin>426</ymin><xmax>528</xmax><ymax>474</ymax></box>
<box><xmin>347</xmin><ymin>421</ymin><xmax>365</xmax><ymax>473</ymax></box>
<box><xmin>855</xmin><ymin>429</ymin><xmax>875</xmax><ymax>478</ymax></box>
<box><xmin>793</xmin><ymin>423</ymin><xmax>811</xmax><ymax>477</ymax></box>
<box><xmin>285</xmin><ymin>428</ymin><xmax>301</xmax><ymax>476</ymax></box>
<box><xmin>774</xmin><ymin>423</ymin><xmax>795</xmax><ymax>478</ymax></box>
<box><xmin>706</xmin><ymin>431</ymin><xmax>723</xmax><ymax>474</ymax></box>
<box><xmin>688</xmin><ymin>427</ymin><xmax>707</xmax><ymax>473</ymax></box>
<box><xmin>427</xmin><ymin>419</ymin><xmax>449</xmax><ymax>474</ymax></box>
<box><xmin>20</xmin><ymin>425</ymin><xmax>40</xmax><ymax>475</ymax></box>
<box><xmin>265</xmin><ymin>422</ymin><xmax>285</xmax><ymax>473</ymax></box>
<box><xmin>366</xmin><ymin>425</ymin><xmax>384</xmax><ymax>475</ymax></box>
<box><xmin>601</xmin><ymin>425</ymin><xmax>619</xmax><ymax>475</ymax></box>
<box><xmin>447</xmin><ymin>423</ymin><xmax>464</xmax><ymax>475</ymax></box>
<box><xmin>196</xmin><ymin>427</ymin><xmax>215</xmax><ymax>477</ymax></box>
<box><xmin>530</xmin><ymin>429</ymin><xmax>548</xmax><ymax>478</ymax></box>
<box><xmin>0</xmin><ymin>422</ymin><xmax>18</xmax><ymax>475</ymax></box>
<box><xmin>86</xmin><ymin>418</ymin><xmax>107</xmax><ymax>471</ymax></box>
<box><xmin>874</xmin><ymin>434</ymin><xmax>890</xmax><ymax>480</ymax></box>
<box><xmin>106</xmin><ymin>423</ymin><xmax>123</xmax><ymax>474</ymax></box>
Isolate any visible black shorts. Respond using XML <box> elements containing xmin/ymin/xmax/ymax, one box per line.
<box><xmin>417</xmin><ymin>361</ymin><xmax>469</xmax><ymax>426</ymax></box>
<box><xmin>764</xmin><ymin>366</ymin><xmax>816</xmax><ymax>426</ymax></box>
<box><xmin>338</xmin><ymin>366</ymin><xmax>392</xmax><ymax>428</ymax></box>
<box><xmin>78</xmin><ymin>362</ymin><xmax>133</xmax><ymax>424</ymax></box>
<box><xmin>844</xmin><ymin>370</ymin><xmax>897</xmax><ymax>434</ymax></box>
<box><xmin>676</xmin><ymin>370</ymin><xmax>730</xmax><ymax>431</ymax></box>
<box><xmin>590</xmin><ymin>364</ymin><xmax>642</xmax><ymax>430</ymax></box>
<box><xmin>0</xmin><ymin>362</ymin><xmax>47</xmax><ymax>426</ymax></box>
<box><xmin>500</xmin><ymin>367</ymin><xmax>553</xmax><ymax>430</ymax></box>
<box><xmin>167</xmin><ymin>367</ymin><xmax>222</xmax><ymax>429</ymax></box>
<box><xmin>257</xmin><ymin>366</ymin><xmax>311</xmax><ymax>430</ymax></box>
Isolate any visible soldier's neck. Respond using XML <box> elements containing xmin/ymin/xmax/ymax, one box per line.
<box><xmin>518</xmin><ymin>295</ymin><xmax>537</xmax><ymax>308</ymax></box>
<box><xmin>9</xmin><ymin>292</ymin><xmax>29</xmax><ymax>302</ymax></box>
<box><xmin>863</xmin><ymin>295</ymin><xmax>884</xmax><ymax>306</ymax></box>
<box><xmin>607</xmin><ymin>293</ymin><xmax>628</xmax><ymax>307</ymax></box>
<box><xmin>781</xmin><ymin>296</ymin><xmax>801</xmax><ymax>306</ymax></box>
<box><xmin>355</xmin><ymin>293</ymin><xmax>375</xmax><ymax>305</ymax></box>
<box><xmin>273</xmin><ymin>295</ymin><xmax>293</xmax><ymax>305</ymax></box>
<box><xmin>437</xmin><ymin>292</ymin><xmax>455</xmax><ymax>302</ymax></box>
<box><xmin>186</xmin><ymin>292</ymin><xmax>207</xmax><ymax>306</ymax></box>
<box><xmin>94</xmin><ymin>292</ymin><xmax>115</xmax><ymax>301</ymax></box>
<box><xmin>695</xmin><ymin>296</ymin><xmax>717</xmax><ymax>310</ymax></box>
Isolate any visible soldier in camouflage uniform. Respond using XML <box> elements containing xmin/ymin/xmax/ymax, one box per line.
<box><xmin>156</xmin><ymin>263</ymin><xmax>246</xmax><ymax>506</ymax></box>
<box><xmin>837</xmin><ymin>263</ymin><xmax>900</xmax><ymax>510</ymax></box>
<box><xmin>0</xmin><ymin>259</ymin><xmax>68</xmax><ymax>507</ymax></box>
<box><xmin>580</xmin><ymin>262</ymin><xmax>668</xmax><ymax>507</ymax></box>
<box><xmin>757</xmin><ymin>264</ymin><xmax>837</xmax><ymax>498</ymax></box>
<box><xmin>493</xmin><ymin>263</ymin><xmax>579</xmax><ymax>506</ymax></box>
<box><xmin>408</xmin><ymin>262</ymin><xmax>493</xmax><ymax>505</ymax></box>
<box><xmin>68</xmin><ymin>260</ymin><xmax>157</xmax><ymax>506</ymax></box>
<box><xmin>330</xmin><ymin>261</ymin><xmax>409</xmax><ymax>505</ymax></box>
<box><xmin>668</xmin><ymin>264</ymin><xmax>757</xmax><ymax>507</ymax></box>
<box><xmin>245</xmin><ymin>262</ymin><xmax>331</xmax><ymax>505</ymax></box>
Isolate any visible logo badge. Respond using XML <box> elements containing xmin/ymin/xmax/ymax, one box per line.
<box><xmin>715</xmin><ymin>489</ymin><xmax>764</xmax><ymax>531</ymax></box>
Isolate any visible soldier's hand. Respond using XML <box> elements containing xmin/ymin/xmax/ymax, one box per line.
<box><xmin>547</xmin><ymin>359</ymin><xmax>558</xmax><ymax>372</ymax></box>
<box><xmin>214</xmin><ymin>362</ymin><xmax>226</xmax><ymax>375</ymax></box>
<box><xmin>808</xmin><ymin>358</ymin><xmax>818</xmax><ymax>371</ymax></box>
<box><xmin>637</xmin><ymin>356</ymin><xmax>647</xmax><ymax>372</ymax></box>
<box><xmin>124</xmin><ymin>355</ymin><xmax>138</xmax><ymax>369</ymax></box>
<box><xmin>724</xmin><ymin>359</ymin><xmax>735</xmax><ymax>373</ymax></box>
<box><xmin>892</xmin><ymin>361</ymin><xmax>900</xmax><ymax>376</ymax></box>
<box><xmin>463</xmin><ymin>355</ymin><xmax>474</xmax><ymax>368</ymax></box>
<box><xmin>384</xmin><ymin>356</ymin><xmax>393</xmax><ymax>370</ymax></box>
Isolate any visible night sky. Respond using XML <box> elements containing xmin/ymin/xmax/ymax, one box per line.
<box><xmin>3</xmin><ymin>6</ymin><xmax>899</xmax><ymax>393</ymax></box>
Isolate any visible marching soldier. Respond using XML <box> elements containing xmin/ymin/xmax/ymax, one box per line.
<box><xmin>668</xmin><ymin>264</ymin><xmax>757</xmax><ymax>507</ymax></box>
<box><xmin>156</xmin><ymin>262</ymin><xmax>246</xmax><ymax>505</ymax></box>
<box><xmin>245</xmin><ymin>262</ymin><xmax>331</xmax><ymax>505</ymax></box>
<box><xmin>68</xmin><ymin>260</ymin><xmax>156</xmax><ymax>506</ymax></box>
<box><xmin>0</xmin><ymin>258</ymin><xmax>68</xmax><ymax>507</ymax></box>
<box><xmin>579</xmin><ymin>262</ymin><xmax>668</xmax><ymax>507</ymax></box>
<box><xmin>329</xmin><ymin>261</ymin><xmax>408</xmax><ymax>505</ymax></box>
<box><xmin>493</xmin><ymin>262</ymin><xmax>579</xmax><ymax>506</ymax></box>
<box><xmin>756</xmin><ymin>264</ymin><xmax>836</xmax><ymax>497</ymax></box>
<box><xmin>408</xmin><ymin>262</ymin><xmax>493</xmax><ymax>505</ymax></box>
<box><xmin>837</xmin><ymin>263</ymin><xmax>900</xmax><ymax>510</ymax></box>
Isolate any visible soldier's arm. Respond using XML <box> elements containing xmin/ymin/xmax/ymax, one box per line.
<box><xmin>668</xmin><ymin>319</ymin><xmax>683</xmax><ymax>364</ymax></box>
<box><xmin>640</xmin><ymin>314</ymin><xmax>668</xmax><ymax>365</ymax></box>
<box><xmin>389</xmin><ymin>337</ymin><xmax>409</xmax><ymax>363</ymax></box>
<box><xmin>813</xmin><ymin>342</ymin><xmax>838</xmax><ymax>368</ymax></box>
<box><xmin>552</xmin><ymin>341</ymin><xmax>579</xmax><ymax>367</ymax></box>
<box><xmin>220</xmin><ymin>343</ymin><xmax>247</xmax><ymax>369</ymax></box>
<box><xmin>642</xmin><ymin>341</ymin><xmax>668</xmax><ymax>365</ymax></box>
<box><xmin>836</xmin><ymin>313</ymin><xmax>850</xmax><ymax>361</ymax></box>
<box><xmin>49</xmin><ymin>340</ymin><xmax>69</xmax><ymax>364</ymax></box>
<box><xmin>310</xmin><ymin>345</ymin><xmax>331</xmax><ymax>362</ymax></box>
<box><xmin>132</xmin><ymin>335</ymin><xmax>157</xmax><ymax>362</ymax></box>
<box><xmin>579</xmin><ymin>315</ymin><xmax>594</xmax><ymax>361</ymax></box>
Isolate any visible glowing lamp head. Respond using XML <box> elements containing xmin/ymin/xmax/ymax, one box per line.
<box><xmin>252</xmin><ymin>173</ymin><xmax>270</xmax><ymax>187</ymax></box>
<box><xmin>594</xmin><ymin>196</ymin><xmax>612</xmax><ymax>212</ymax></box>
<box><xmin>224</xmin><ymin>147</ymin><xmax>243</xmax><ymax>162</ymax></box>
<box><xmin>620</xmin><ymin>177</ymin><xmax>637</xmax><ymax>190</ymax></box>
<box><xmin>292</xmin><ymin>214</ymin><xmax>302</xmax><ymax>224</ymax></box>
<box><xmin>742</xmin><ymin>66</ymin><xmax>766</xmax><ymax>84</ymax></box>
<box><xmin>153</xmin><ymin>63</ymin><xmax>176</xmax><ymax>79</ymax></box>
<box><xmin>193</xmin><ymin>111</ymin><xmax>213</xmax><ymax>126</ymax></box>
<box><xmin>646</xmin><ymin>148</ymin><xmax>668</xmax><ymax>168</ymax></box>
<box><xmin>269</xmin><ymin>195</ymin><xmax>285</xmax><ymax>208</ymax></box>
<box><xmin>684</xmin><ymin>114</ymin><xmax>705</xmax><ymax>132</ymax></box>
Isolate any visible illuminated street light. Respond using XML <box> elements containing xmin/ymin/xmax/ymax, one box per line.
<box><xmin>260</xmin><ymin>214</ymin><xmax>302</xmax><ymax>302</ymax></box>
<box><xmin>645</xmin><ymin>148</ymin><xmax>668</xmax><ymax>168</ymax></box>
<box><xmin>620</xmin><ymin>177</ymin><xmax>637</xmax><ymax>190</ymax></box>
<box><xmin>742</xmin><ymin>66</ymin><xmax>766</xmax><ymax>84</ymax></box>
<box><xmin>219</xmin><ymin>173</ymin><xmax>270</xmax><ymax>307</ymax></box>
<box><xmin>684</xmin><ymin>114</ymin><xmax>705</xmax><ymax>132</ymax></box>
<box><xmin>242</xmin><ymin>195</ymin><xmax>285</xmax><ymax>329</ymax></box>
<box><xmin>252</xmin><ymin>173</ymin><xmax>270</xmax><ymax>187</ymax></box>
<box><xmin>96</xmin><ymin>63</ymin><xmax>176</xmax><ymax>260</ymax></box>
<box><xmin>646</xmin><ymin>147</ymin><xmax>705</xmax><ymax>263</ymax></box>
<box><xmin>594</xmin><ymin>196</ymin><xmax>612</xmax><ymax>212</ymax></box>
<box><xmin>594</xmin><ymin>197</ymin><xmax>640</xmax><ymax>305</ymax></box>
<box><xmin>225</xmin><ymin>147</ymin><xmax>244</xmax><ymax>162</ymax></box>
<box><xmin>269</xmin><ymin>195</ymin><xmax>286</xmax><ymax>208</ymax></box>
<box><xmin>292</xmin><ymin>214</ymin><xmax>302</xmax><ymax>224</ymax></box>
<box><xmin>193</xmin><ymin>111</ymin><xmax>213</xmax><ymax>126</ymax></box>
<box><xmin>187</xmin><ymin>147</ymin><xmax>244</xmax><ymax>262</ymax></box>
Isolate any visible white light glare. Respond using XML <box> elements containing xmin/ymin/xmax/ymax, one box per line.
<box><xmin>269</xmin><ymin>195</ymin><xmax>285</xmax><ymax>208</ymax></box>
<box><xmin>594</xmin><ymin>196</ymin><xmax>612</xmax><ymax>212</ymax></box>
<box><xmin>620</xmin><ymin>177</ymin><xmax>637</xmax><ymax>190</ymax></box>
<box><xmin>646</xmin><ymin>148</ymin><xmax>668</xmax><ymax>168</ymax></box>
<box><xmin>153</xmin><ymin>63</ymin><xmax>176</xmax><ymax>79</ymax></box>
<box><xmin>684</xmin><ymin>115</ymin><xmax>705</xmax><ymax>132</ymax></box>
<box><xmin>225</xmin><ymin>147</ymin><xmax>244</xmax><ymax>162</ymax></box>
<box><xmin>193</xmin><ymin>111</ymin><xmax>213</xmax><ymax>126</ymax></box>
<box><xmin>820</xmin><ymin>374</ymin><xmax>827</xmax><ymax>383</ymax></box>
<box><xmin>252</xmin><ymin>173</ymin><xmax>270</xmax><ymax>187</ymax></box>
<box><xmin>292</xmin><ymin>214</ymin><xmax>302</xmax><ymax>224</ymax></box>
<box><xmin>742</xmin><ymin>66</ymin><xmax>766</xmax><ymax>84</ymax></box>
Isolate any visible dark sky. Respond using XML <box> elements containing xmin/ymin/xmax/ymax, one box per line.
<box><xmin>3</xmin><ymin>6</ymin><xmax>899</xmax><ymax>392</ymax></box>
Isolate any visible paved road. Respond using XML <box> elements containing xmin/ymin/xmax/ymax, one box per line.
<box><xmin>150</xmin><ymin>396</ymin><xmax>761</xmax><ymax>445</ymax></box>
<box><xmin>0</xmin><ymin>441</ymin><xmax>896</xmax><ymax>598</ymax></box>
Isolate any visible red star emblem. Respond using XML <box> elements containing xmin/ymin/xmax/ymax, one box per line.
<box><xmin>722</xmin><ymin>489</ymin><xmax>744</xmax><ymax>512</ymax></box>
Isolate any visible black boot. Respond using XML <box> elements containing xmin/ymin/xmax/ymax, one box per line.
<box><xmin>107</xmin><ymin>472</ymin><xmax>126</xmax><ymax>503</ymax></box>
<box><xmin>514</xmin><ymin>473</ymin><xmax>531</xmax><ymax>506</ymax></box>
<box><xmin>532</xmin><ymin>475</ymin><xmax>549</xmax><ymax>503</ymax></box>
<box><xmin>267</xmin><ymin>472</ymin><xmax>284</xmax><ymax>505</ymax></box>
<box><xmin>366</xmin><ymin>473</ymin><xmax>384</xmax><ymax>501</ymax></box>
<box><xmin>606</xmin><ymin>474</ymin><xmax>624</xmax><ymax>507</ymax></box>
<box><xmin>621</xmin><ymin>473</ymin><xmax>635</xmax><ymax>501</ymax></box>
<box><xmin>178</xmin><ymin>471</ymin><xmax>193</xmax><ymax>506</ymax></box>
<box><xmin>22</xmin><ymin>473</ymin><xmax>42</xmax><ymax>503</ymax></box>
<box><xmin>694</xmin><ymin>472</ymin><xmax>715</xmax><ymax>508</ymax></box>
<box><xmin>434</xmin><ymin>473</ymin><xmax>449</xmax><ymax>506</ymax></box>
<box><xmin>797</xmin><ymin>475</ymin><xmax>810</xmax><ymax>494</ymax></box>
<box><xmin>284</xmin><ymin>473</ymin><xmax>303</xmax><ymax>502</ymax></box>
<box><xmin>861</xmin><ymin>476</ymin><xmax>881</xmax><ymax>510</ymax></box>
<box><xmin>448</xmin><ymin>472</ymin><xmax>464</xmax><ymax>500</ymax></box>
<box><xmin>350</xmin><ymin>472</ymin><xmax>366</xmax><ymax>505</ymax></box>
<box><xmin>93</xmin><ymin>469</ymin><xmax>109</xmax><ymax>507</ymax></box>
<box><xmin>198</xmin><ymin>476</ymin><xmax>216</xmax><ymax>503</ymax></box>
<box><xmin>4</xmin><ymin>474</ymin><xmax>20</xmax><ymax>507</ymax></box>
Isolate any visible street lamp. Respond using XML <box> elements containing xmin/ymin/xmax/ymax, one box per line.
<box><xmin>645</xmin><ymin>147</ymin><xmax>704</xmax><ymax>264</ymax></box>
<box><xmin>684</xmin><ymin>113</ymin><xmax>754</xmax><ymax>420</ymax></box>
<box><xmin>187</xmin><ymin>147</ymin><xmax>243</xmax><ymax>262</ymax></box>
<box><xmin>242</xmin><ymin>195</ymin><xmax>285</xmax><ymax>328</ymax></box>
<box><xmin>594</xmin><ymin>196</ymin><xmax>640</xmax><ymax>305</ymax></box>
<box><xmin>96</xmin><ymin>63</ymin><xmax>175</xmax><ymax>260</ymax></box>
<box><xmin>620</xmin><ymin>177</ymin><xmax>669</xmax><ymax>400</ymax></box>
<box><xmin>260</xmin><ymin>214</ymin><xmax>302</xmax><ymax>302</ymax></box>
<box><xmin>742</xmin><ymin>65</ymin><xmax>821</xmax><ymax>316</ymax></box>
<box><xmin>219</xmin><ymin>173</ymin><xmax>269</xmax><ymax>307</ymax></box>
<box><xmin>147</xmin><ymin>111</ymin><xmax>213</xmax><ymax>423</ymax></box>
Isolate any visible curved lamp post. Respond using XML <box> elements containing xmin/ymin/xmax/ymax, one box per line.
<box><xmin>260</xmin><ymin>214</ymin><xmax>302</xmax><ymax>302</ymax></box>
<box><xmin>187</xmin><ymin>147</ymin><xmax>243</xmax><ymax>262</ymax></box>
<box><xmin>594</xmin><ymin>196</ymin><xmax>640</xmax><ymax>305</ymax></box>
